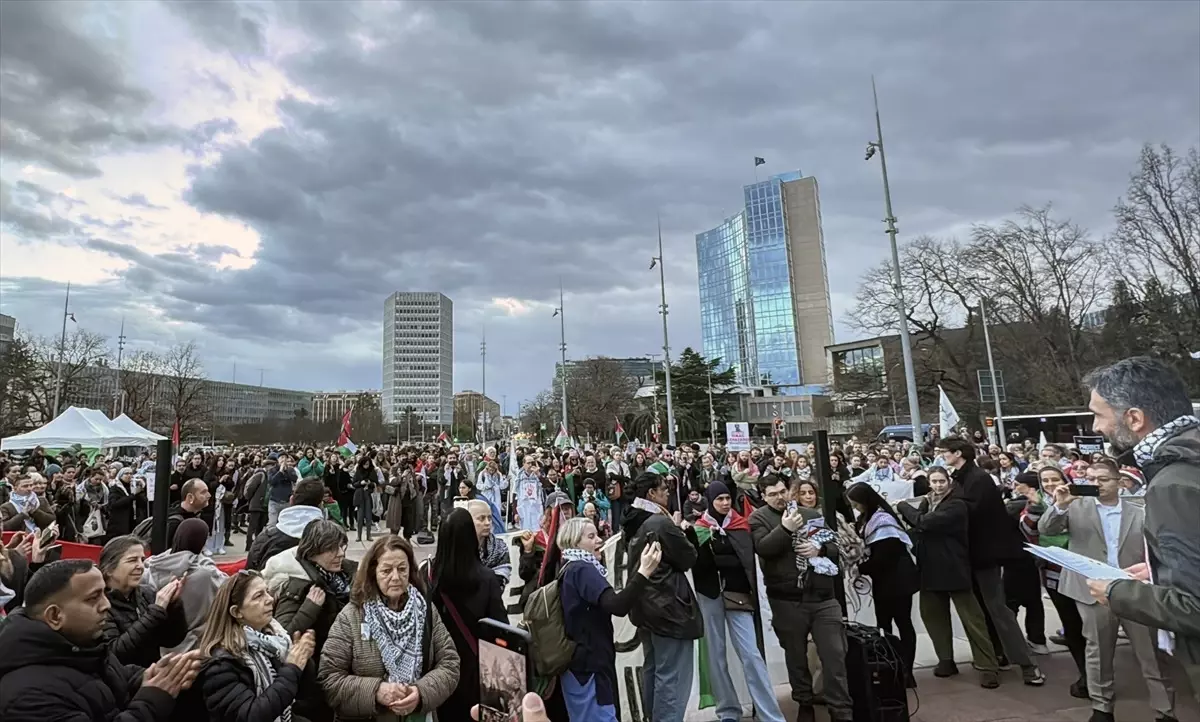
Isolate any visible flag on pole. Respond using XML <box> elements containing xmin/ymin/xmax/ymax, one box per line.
<box><xmin>336</xmin><ymin>408</ymin><xmax>356</xmax><ymax>456</ymax></box>
<box><xmin>754</xmin><ymin>156</ymin><xmax>766</xmax><ymax>167</ymax></box>
<box><xmin>436</xmin><ymin>431</ymin><xmax>449</xmax><ymax>446</ymax></box>
<box><xmin>554</xmin><ymin>423</ymin><xmax>570</xmax><ymax>449</ymax></box>
<box><xmin>938</xmin><ymin>385</ymin><xmax>960</xmax><ymax>438</ymax></box>
<box><xmin>171</xmin><ymin>419</ymin><xmax>180</xmax><ymax>448</ymax></box>
<box><xmin>614</xmin><ymin>417</ymin><xmax>625</xmax><ymax>443</ymax></box>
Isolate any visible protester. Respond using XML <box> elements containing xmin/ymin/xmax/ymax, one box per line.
<box><xmin>268</xmin><ymin>453</ymin><xmax>300</xmax><ymax>528</ymax></box>
<box><xmin>166</xmin><ymin>479</ymin><xmax>211</xmax><ymax>548</ymax></box>
<box><xmin>683</xmin><ymin>480</ymin><xmax>784</xmax><ymax>722</ymax></box>
<box><xmin>0</xmin><ymin>559</ymin><xmax>203</xmax><ymax>722</ymax></box>
<box><xmin>266</xmin><ymin>519</ymin><xmax>357</xmax><ymax>658</ymax></box>
<box><xmin>1</xmin><ymin>473</ymin><xmax>55</xmax><ymax>532</ymax></box>
<box><xmin>240</xmin><ymin>456</ymin><xmax>272</xmax><ymax>550</ymax></box>
<box><xmin>143</xmin><ymin>518</ymin><xmax>227</xmax><ymax>653</ymax></box>
<box><xmin>1082</xmin><ymin>357</ymin><xmax>1200</xmax><ymax>701</ymax></box>
<box><xmin>319</xmin><ymin>535</ymin><xmax>460</xmax><ymax>720</ymax></box>
<box><xmin>245</xmin><ymin>478</ymin><xmax>327</xmax><ymax>572</ymax></box>
<box><xmin>99</xmin><ymin>535</ymin><xmax>188</xmax><ymax>667</ymax></box>
<box><xmin>623</xmin><ymin>471</ymin><xmax>702</xmax><ymax>722</ymax></box>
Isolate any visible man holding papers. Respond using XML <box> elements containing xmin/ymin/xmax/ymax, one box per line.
<box><xmin>1039</xmin><ymin>459</ymin><xmax>1176</xmax><ymax>722</ymax></box>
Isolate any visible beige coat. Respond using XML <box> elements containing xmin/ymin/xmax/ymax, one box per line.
<box><xmin>1038</xmin><ymin>496</ymin><xmax>1144</xmax><ymax>606</ymax></box>
<box><xmin>318</xmin><ymin>598</ymin><xmax>460</xmax><ymax>722</ymax></box>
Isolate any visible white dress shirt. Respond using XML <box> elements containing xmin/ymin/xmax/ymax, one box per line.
<box><xmin>1093</xmin><ymin>498</ymin><xmax>1123</xmax><ymax>568</ymax></box>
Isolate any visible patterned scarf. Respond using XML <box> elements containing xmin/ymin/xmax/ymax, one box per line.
<box><xmin>242</xmin><ymin>620</ymin><xmax>293</xmax><ymax>722</ymax></box>
<box><xmin>1133</xmin><ymin>415</ymin><xmax>1200</xmax><ymax>469</ymax></box>
<box><xmin>560</xmin><ymin>547</ymin><xmax>608</xmax><ymax>578</ymax></box>
<box><xmin>8</xmin><ymin>492</ymin><xmax>39</xmax><ymax>533</ymax></box>
<box><xmin>480</xmin><ymin>533</ymin><xmax>512</xmax><ymax>582</ymax></box>
<box><xmin>863</xmin><ymin>508</ymin><xmax>912</xmax><ymax>550</ymax></box>
<box><xmin>317</xmin><ymin>566</ymin><xmax>350</xmax><ymax>603</ymax></box>
<box><xmin>786</xmin><ymin>502</ymin><xmax>839</xmax><ymax>585</ymax></box>
<box><xmin>363</xmin><ymin>589</ymin><xmax>427</xmax><ymax>685</ymax></box>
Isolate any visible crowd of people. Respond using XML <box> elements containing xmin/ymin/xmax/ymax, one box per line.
<box><xmin>0</xmin><ymin>355</ymin><xmax>1196</xmax><ymax>722</ymax></box>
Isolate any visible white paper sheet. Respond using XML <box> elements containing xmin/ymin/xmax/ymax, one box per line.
<box><xmin>1024</xmin><ymin>543</ymin><xmax>1132</xmax><ymax>580</ymax></box>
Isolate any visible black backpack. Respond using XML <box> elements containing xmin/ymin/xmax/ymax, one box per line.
<box><xmin>132</xmin><ymin>514</ymin><xmax>183</xmax><ymax>544</ymax></box>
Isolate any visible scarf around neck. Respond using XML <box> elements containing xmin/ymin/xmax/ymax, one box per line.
<box><xmin>631</xmin><ymin>496</ymin><xmax>667</xmax><ymax>516</ymax></box>
<box><xmin>560</xmin><ymin>547</ymin><xmax>608</xmax><ymax>578</ymax></box>
<box><xmin>863</xmin><ymin>508</ymin><xmax>912</xmax><ymax>549</ymax></box>
<box><xmin>696</xmin><ymin>508</ymin><xmax>750</xmax><ymax>536</ymax></box>
<box><xmin>363</xmin><ymin>589</ymin><xmax>427</xmax><ymax>685</ymax></box>
<box><xmin>1133</xmin><ymin>415</ymin><xmax>1200</xmax><ymax>469</ymax></box>
<box><xmin>9</xmin><ymin>492</ymin><xmax>39</xmax><ymax>533</ymax></box>
<box><xmin>316</xmin><ymin>565</ymin><xmax>350</xmax><ymax>603</ymax></box>
<box><xmin>242</xmin><ymin>619</ymin><xmax>293</xmax><ymax>722</ymax></box>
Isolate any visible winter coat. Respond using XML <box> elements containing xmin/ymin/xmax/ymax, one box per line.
<box><xmin>241</xmin><ymin>468</ymin><xmax>268</xmax><ymax>513</ymax></box>
<box><xmin>1</xmin><ymin>550</ymin><xmax>43</xmax><ymax>616</ymax></box>
<box><xmin>0</xmin><ymin>497</ymin><xmax>55</xmax><ymax>532</ymax></box>
<box><xmin>188</xmin><ymin>649</ymin><xmax>304</xmax><ymax>722</ymax></box>
<box><xmin>352</xmin><ymin>466</ymin><xmax>377</xmax><ymax>508</ymax></box>
<box><xmin>897</xmin><ymin>490</ymin><xmax>974</xmax><ymax>593</ymax></box>
<box><xmin>245</xmin><ymin>503</ymin><xmax>325</xmax><ymax>571</ymax></box>
<box><xmin>318</xmin><ymin>600</ymin><xmax>461</xmax><ymax>722</ymax></box>
<box><xmin>264</xmin><ymin>547</ymin><xmax>358</xmax><ymax>652</ymax></box>
<box><xmin>298</xmin><ymin>457</ymin><xmax>326</xmax><ymax>480</ymax></box>
<box><xmin>141</xmin><ymin>549</ymin><xmax>227</xmax><ymax>653</ymax></box>
<box><xmin>1107</xmin><ymin>427</ymin><xmax>1200</xmax><ymax>688</ymax></box>
<box><xmin>749</xmin><ymin>503</ymin><xmax>840</xmax><ymax>602</ymax></box>
<box><xmin>857</xmin><ymin>526</ymin><xmax>920</xmax><ymax>601</ymax></box>
<box><xmin>952</xmin><ymin>459</ymin><xmax>1024</xmax><ymax>570</ymax></box>
<box><xmin>0</xmin><ymin>610</ymin><xmax>176</xmax><ymax>722</ymax></box>
<box><xmin>164</xmin><ymin>502</ymin><xmax>203</xmax><ymax>547</ymax></box>
<box><xmin>384</xmin><ymin>472</ymin><xmax>412</xmax><ymax>532</ymax></box>
<box><xmin>622</xmin><ymin>506</ymin><xmax>704</xmax><ymax>640</ymax></box>
<box><xmin>102</xmin><ymin>585</ymin><xmax>187</xmax><ymax>668</ymax></box>
<box><xmin>107</xmin><ymin>481</ymin><xmax>142</xmax><ymax>538</ymax></box>
<box><xmin>268</xmin><ymin>467</ymin><xmax>299</xmax><ymax>505</ymax></box>
<box><xmin>430</xmin><ymin>566</ymin><xmax>508</xmax><ymax>722</ymax></box>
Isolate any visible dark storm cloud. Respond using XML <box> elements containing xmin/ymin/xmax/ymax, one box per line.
<box><xmin>5</xmin><ymin>0</ymin><xmax>1199</xmax><ymax>404</ymax></box>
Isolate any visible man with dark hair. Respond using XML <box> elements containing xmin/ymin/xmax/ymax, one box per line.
<box><xmin>164</xmin><ymin>479</ymin><xmax>210</xmax><ymax>547</ymax></box>
<box><xmin>938</xmin><ymin>436</ymin><xmax>1046</xmax><ymax>687</ymax></box>
<box><xmin>750</xmin><ymin>474</ymin><xmax>852</xmax><ymax>722</ymax></box>
<box><xmin>267</xmin><ymin>452</ymin><xmax>300</xmax><ymax>527</ymax></box>
<box><xmin>246</xmin><ymin>478</ymin><xmax>327</xmax><ymax>571</ymax></box>
<box><xmin>0</xmin><ymin>560</ymin><xmax>201</xmax><ymax>722</ymax></box>
<box><xmin>622</xmin><ymin>471</ymin><xmax>701</xmax><ymax>722</ymax></box>
<box><xmin>1082</xmin><ymin>356</ymin><xmax>1200</xmax><ymax>701</ymax></box>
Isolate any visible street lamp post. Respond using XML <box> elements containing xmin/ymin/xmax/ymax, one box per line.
<box><xmin>978</xmin><ymin>298</ymin><xmax>1007</xmax><ymax>445</ymax></box>
<box><xmin>553</xmin><ymin>281</ymin><xmax>569</xmax><ymax>440</ymax></box>
<box><xmin>865</xmin><ymin>77</ymin><xmax>923</xmax><ymax>442</ymax></box>
<box><xmin>707</xmin><ymin>367</ymin><xmax>716</xmax><ymax>445</ymax></box>
<box><xmin>51</xmin><ymin>282</ymin><xmax>72</xmax><ymax>418</ymax></box>
<box><xmin>650</xmin><ymin>217</ymin><xmax>677</xmax><ymax>447</ymax></box>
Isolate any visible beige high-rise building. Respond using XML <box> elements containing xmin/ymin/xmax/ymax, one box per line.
<box><xmin>696</xmin><ymin>171</ymin><xmax>834</xmax><ymax>390</ymax></box>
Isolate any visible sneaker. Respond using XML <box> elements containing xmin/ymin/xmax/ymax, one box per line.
<box><xmin>1022</xmin><ymin>665</ymin><xmax>1046</xmax><ymax>686</ymax></box>
<box><xmin>933</xmin><ymin>660</ymin><xmax>959</xmax><ymax>678</ymax></box>
<box><xmin>1069</xmin><ymin>679</ymin><xmax>1088</xmax><ymax>699</ymax></box>
<box><xmin>1156</xmin><ymin>716</ymin><xmax>1179</xmax><ymax>722</ymax></box>
<box><xmin>1028</xmin><ymin>641</ymin><xmax>1051</xmax><ymax>655</ymax></box>
<box><xmin>1049</xmin><ymin>633</ymin><xmax>1068</xmax><ymax>646</ymax></box>
<box><xmin>980</xmin><ymin>671</ymin><xmax>1000</xmax><ymax>689</ymax></box>
<box><xmin>1088</xmin><ymin>711</ymin><xmax>1115</xmax><ymax>722</ymax></box>
<box><xmin>998</xmin><ymin>655</ymin><xmax>1012</xmax><ymax>671</ymax></box>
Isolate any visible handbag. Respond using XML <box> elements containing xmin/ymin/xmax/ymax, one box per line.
<box><xmin>81</xmin><ymin>507</ymin><xmax>106</xmax><ymax>539</ymax></box>
<box><xmin>722</xmin><ymin>590</ymin><xmax>756</xmax><ymax>612</ymax></box>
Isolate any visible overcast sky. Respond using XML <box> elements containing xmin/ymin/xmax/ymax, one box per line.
<box><xmin>2</xmin><ymin>0</ymin><xmax>1198</xmax><ymax>411</ymax></box>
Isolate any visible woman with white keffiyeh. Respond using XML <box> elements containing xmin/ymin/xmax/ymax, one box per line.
<box><xmin>190</xmin><ymin>569</ymin><xmax>316</xmax><ymax>722</ymax></box>
<box><xmin>319</xmin><ymin>535</ymin><xmax>460</xmax><ymax>722</ymax></box>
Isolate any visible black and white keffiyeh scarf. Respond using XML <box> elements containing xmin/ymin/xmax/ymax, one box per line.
<box><xmin>480</xmin><ymin>533</ymin><xmax>512</xmax><ymax>582</ymax></box>
<box><xmin>242</xmin><ymin>620</ymin><xmax>293</xmax><ymax>722</ymax></box>
<box><xmin>1133</xmin><ymin>415</ymin><xmax>1200</xmax><ymax>469</ymax></box>
<box><xmin>363</xmin><ymin>589</ymin><xmax>427</xmax><ymax>685</ymax></box>
<box><xmin>560</xmin><ymin>547</ymin><xmax>608</xmax><ymax>578</ymax></box>
<box><xmin>786</xmin><ymin>501</ymin><xmax>839</xmax><ymax>585</ymax></box>
<box><xmin>317</xmin><ymin>566</ymin><xmax>350</xmax><ymax>603</ymax></box>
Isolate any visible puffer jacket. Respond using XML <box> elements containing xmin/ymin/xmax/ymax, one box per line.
<box><xmin>318</xmin><ymin>599</ymin><xmax>460</xmax><ymax>722</ymax></box>
<box><xmin>0</xmin><ymin>610</ymin><xmax>176</xmax><ymax>722</ymax></box>
<box><xmin>102</xmin><ymin>585</ymin><xmax>187</xmax><ymax>667</ymax></box>
<box><xmin>192</xmin><ymin>649</ymin><xmax>303</xmax><ymax>722</ymax></box>
<box><xmin>1108</xmin><ymin>426</ymin><xmax>1200</xmax><ymax>694</ymax></box>
<box><xmin>245</xmin><ymin>504</ymin><xmax>326</xmax><ymax>571</ymax></box>
<box><xmin>622</xmin><ymin>506</ymin><xmax>704</xmax><ymax>640</ymax></box>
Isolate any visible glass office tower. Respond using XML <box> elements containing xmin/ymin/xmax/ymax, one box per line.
<box><xmin>697</xmin><ymin>171</ymin><xmax>833</xmax><ymax>390</ymax></box>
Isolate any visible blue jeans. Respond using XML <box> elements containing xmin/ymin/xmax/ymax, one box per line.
<box><xmin>204</xmin><ymin>506</ymin><xmax>224</xmax><ymax>554</ymax></box>
<box><xmin>267</xmin><ymin>499</ymin><xmax>285</xmax><ymax>528</ymax></box>
<box><xmin>561</xmin><ymin>671</ymin><xmax>617</xmax><ymax>722</ymax></box>
<box><xmin>695</xmin><ymin>593</ymin><xmax>785</xmax><ymax>722</ymax></box>
<box><xmin>639</xmin><ymin>631</ymin><xmax>694</xmax><ymax>722</ymax></box>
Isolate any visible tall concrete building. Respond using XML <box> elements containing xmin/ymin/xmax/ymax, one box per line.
<box><xmin>383</xmin><ymin>292</ymin><xmax>453</xmax><ymax>426</ymax></box>
<box><xmin>696</xmin><ymin>171</ymin><xmax>834</xmax><ymax>391</ymax></box>
<box><xmin>312</xmin><ymin>390</ymin><xmax>383</xmax><ymax>423</ymax></box>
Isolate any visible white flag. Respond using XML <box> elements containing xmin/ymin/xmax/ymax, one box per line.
<box><xmin>938</xmin><ymin>385</ymin><xmax>960</xmax><ymax>437</ymax></box>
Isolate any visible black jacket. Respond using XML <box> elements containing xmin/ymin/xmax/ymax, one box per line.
<box><xmin>431</xmin><ymin>565</ymin><xmax>508</xmax><ymax>722</ymax></box>
<box><xmin>103</xmin><ymin>586</ymin><xmax>187</xmax><ymax>668</ymax></box>
<box><xmin>623</xmin><ymin>506</ymin><xmax>703</xmax><ymax>640</ymax></box>
<box><xmin>1</xmin><ymin>550</ymin><xmax>44</xmax><ymax>616</ymax></box>
<box><xmin>687</xmin><ymin>519</ymin><xmax>755</xmax><ymax>600</ymax></box>
<box><xmin>953</xmin><ymin>460</ymin><xmax>1024</xmax><ymax>570</ymax></box>
<box><xmin>189</xmin><ymin>650</ymin><xmax>302</xmax><ymax>722</ymax></box>
<box><xmin>857</xmin><ymin>531</ymin><xmax>919</xmax><ymax>600</ymax></box>
<box><xmin>0</xmin><ymin>610</ymin><xmax>176</xmax><ymax>722</ymax></box>
<box><xmin>108</xmin><ymin>481</ymin><xmax>142</xmax><ymax>538</ymax></box>
<box><xmin>241</xmin><ymin>468</ymin><xmax>268</xmax><ymax>513</ymax></box>
<box><xmin>245</xmin><ymin>526</ymin><xmax>295</xmax><ymax>572</ymax></box>
<box><xmin>273</xmin><ymin>558</ymin><xmax>359</xmax><ymax>653</ymax></box>
<box><xmin>897</xmin><ymin>490</ymin><xmax>973</xmax><ymax>593</ymax></box>
<box><xmin>165</xmin><ymin>502</ymin><xmax>203</xmax><ymax>547</ymax></box>
<box><xmin>749</xmin><ymin>504</ymin><xmax>840</xmax><ymax>602</ymax></box>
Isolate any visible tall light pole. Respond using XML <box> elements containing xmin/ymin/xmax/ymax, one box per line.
<box><xmin>707</xmin><ymin>366</ymin><xmax>717</xmax><ymax>445</ymax></box>
<box><xmin>480</xmin><ymin>327</ymin><xmax>487</xmax><ymax>443</ymax></box>
<box><xmin>553</xmin><ymin>280</ymin><xmax>569</xmax><ymax>439</ymax></box>
<box><xmin>114</xmin><ymin>317</ymin><xmax>127</xmax><ymax>417</ymax></box>
<box><xmin>650</xmin><ymin>216</ymin><xmax>677</xmax><ymax>447</ymax></box>
<box><xmin>978</xmin><ymin>298</ymin><xmax>1006</xmax><ymax>445</ymax></box>
<box><xmin>865</xmin><ymin>77</ymin><xmax>923</xmax><ymax>441</ymax></box>
<box><xmin>51</xmin><ymin>282</ymin><xmax>72</xmax><ymax>418</ymax></box>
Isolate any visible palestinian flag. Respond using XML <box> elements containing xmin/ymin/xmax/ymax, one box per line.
<box><xmin>694</xmin><ymin>509</ymin><xmax>753</xmax><ymax>710</ymax></box>
<box><xmin>336</xmin><ymin>409</ymin><xmax>355</xmax><ymax>456</ymax></box>
<box><xmin>614</xmin><ymin>417</ymin><xmax>625</xmax><ymax>442</ymax></box>
<box><xmin>436</xmin><ymin>431</ymin><xmax>450</xmax><ymax>446</ymax></box>
<box><xmin>647</xmin><ymin>460</ymin><xmax>671</xmax><ymax>477</ymax></box>
<box><xmin>692</xmin><ymin>510</ymin><xmax>750</xmax><ymax>546</ymax></box>
<box><xmin>554</xmin><ymin>423</ymin><xmax>570</xmax><ymax>449</ymax></box>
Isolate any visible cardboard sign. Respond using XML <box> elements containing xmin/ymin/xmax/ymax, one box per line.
<box><xmin>1074</xmin><ymin>435</ymin><xmax>1106</xmax><ymax>455</ymax></box>
<box><xmin>726</xmin><ymin>422</ymin><xmax>751</xmax><ymax>451</ymax></box>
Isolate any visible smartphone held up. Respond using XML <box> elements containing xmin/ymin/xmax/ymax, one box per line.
<box><xmin>478</xmin><ymin>618</ymin><xmax>532</xmax><ymax>722</ymax></box>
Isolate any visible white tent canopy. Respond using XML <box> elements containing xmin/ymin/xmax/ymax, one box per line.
<box><xmin>0</xmin><ymin>406</ymin><xmax>156</xmax><ymax>450</ymax></box>
<box><xmin>111</xmin><ymin>413</ymin><xmax>167</xmax><ymax>442</ymax></box>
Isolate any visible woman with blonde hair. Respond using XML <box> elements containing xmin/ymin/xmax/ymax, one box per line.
<box><xmin>318</xmin><ymin>535</ymin><xmax>459</xmax><ymax>721</ymax></box>
<box><xmin>187</xmin><ymin>569</ymin><xmax>316</xmax><ymax>722</ymax></box>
